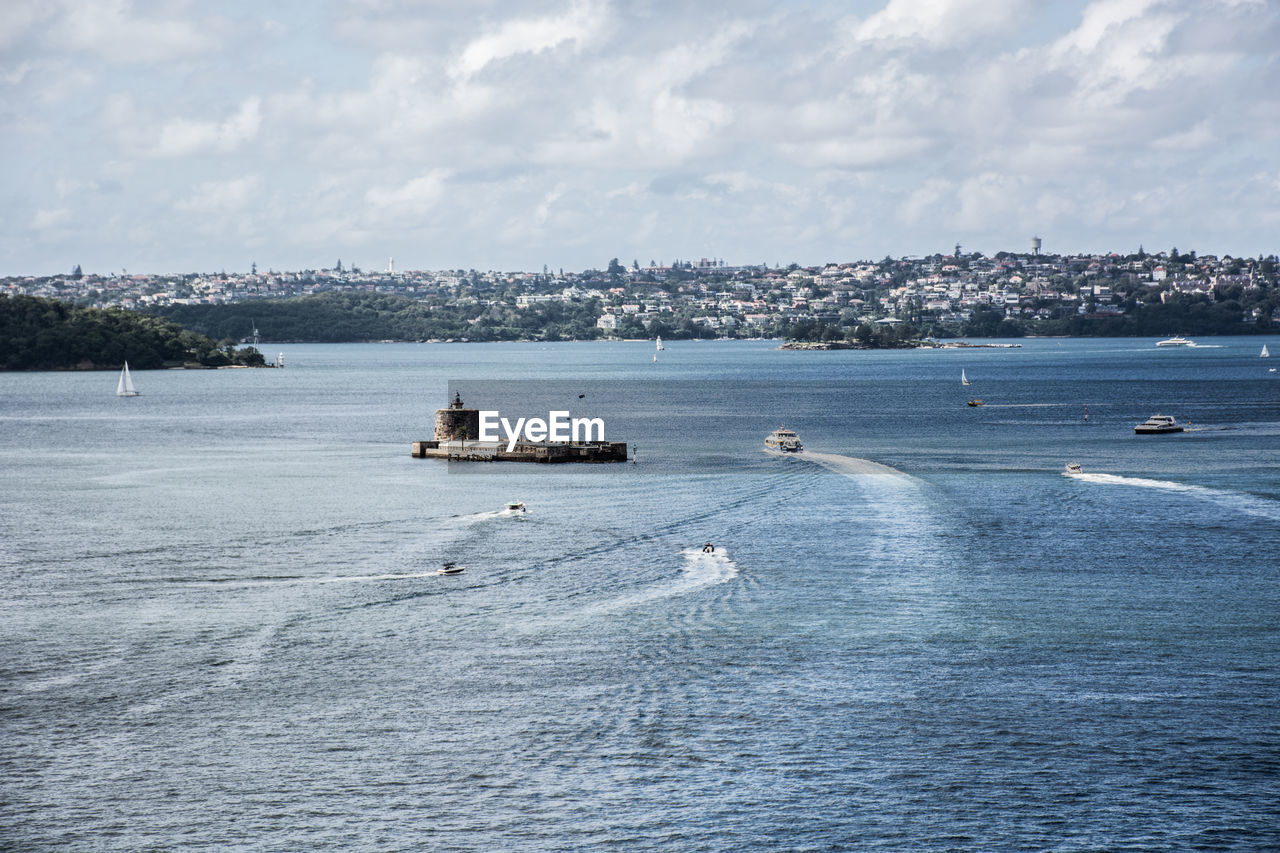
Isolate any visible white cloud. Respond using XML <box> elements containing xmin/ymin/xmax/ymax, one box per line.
<box><xmin>781</xmin><ymin>135</ymin><xmax>935</xmax><ymax>170</ymax></box>
<box><xmin>534</xmin><ymin>183</ymin><xmax>566</xmax><ymax>226</ymax></box>
<box><xmin>31</xmin><ymin>207</ymin><xmax>71</xmax><ymax>229</ymax></box>
<box><xmin>533</xmin><ymin>23</ymin><xmax>752</xmax><ymax>169</ymax></box>
<box><xmin>853</xmin><ymin>0</ymin><xmax>1031</xmax><ymax>45</ymax></box>
<box><xmin>1056</xmin><ymin>0</ymin><xmax>1160</xmax><ymax>54</ymax></box>
<box><xmin>1</xmin><ymin>61</ymin><xmax>33</xmax><ymax>86</ymax></box>
<box><xmin>704</xmin><ymin>172</ymin><xmax>767</xmax><ymax>194</ymax></box>
<box><xmin>5</xmin><ymin>1</ymin><xmax>1280</xmax><ymax>272</ymax></box>
<box><xmin>899</xmin><ymin>179</ymin><xmax>951</xmax><ymax>226</ymax></box>
<box><xmin>363</xmin><ymin>171</ymin><xmax>450</xmax><ymax>218</ymax></box>
<box><xmin>0</xmin><ymin>2</ymin><xmax>52</xmax><ymax>51</ymax></box>
<box><xmin>174</xmin><ymin>176</ymin><xmax>261</xmax><ymax>214</ymax></box>
<box><xmin>50</xmin><ymin>0</ymin><xmax>221</xmax><ymax>64</ymax></box>
<box><xmin>1152</xmin><ymin>120</ymin><xmax>1215</xmax><ymax>151</ymax></box>
<box><xmin>450</xmin><ymin>0</ymin><xmax>610</xmax><ymax>80</ymax></box>
<box><xmin>151</xmin><ymin>97</ymin><xmax>261</xmax><ymax>158</ymax></box>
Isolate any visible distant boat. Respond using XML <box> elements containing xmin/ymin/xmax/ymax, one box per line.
<box><xmin>1134</xmin><ymin>414</ymin><xmax>1184</xmax><ymax>434</ymax></box>
<box><xmin>764</xmin><ymin>426</ymin><xmax>802</xmax><ymax>452</ymax></box>
<box><xmin>116</xmin><ymin>363</ymin><xmax>139</xmax><ymax>397</ymax></box>
<box><xmin>961</xmin><ymin>369</ymin><xmax>971</xmax><ymax>386</ymax></box>
<box><xmin>967</xmin><ymin>399</ymin><xmax>983</xmax><ymax>407</ymax></box>
<box><xmin>1156</xmin><ymin>336</ymin><xmax>1194</xmax><ymax>347</ymax></box>
<box><xmin>1065</xmin><ymin>462</ymin><xmax>1083</xmax><ymax>475</ymax></box>
<box><xmin>656</xmin><ymin>336</ymin><xmax>665</xmax><ymax>351</ymax></box>
<box><xmin>504</xmin><ymin>501</ymin><xmax>526</xmax><ymax>515</ymax></box>
<box><xmin>1262</xmin><ymin>345</ymin><xmax>1270</xmax><ymax>358</ymax></box>
<box><xmin>437</xmin><ymin>562</ymin><xmax>465</xmax><ymax>576</ymax></box>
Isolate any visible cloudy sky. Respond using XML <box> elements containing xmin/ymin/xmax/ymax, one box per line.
<box><xmin>2</xmin><ymin>0</ymin><xmax>1277</xmax><ymax>275</ymax></box>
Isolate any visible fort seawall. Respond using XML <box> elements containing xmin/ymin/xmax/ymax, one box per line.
<box><xmin>411</xmin><ymin>439</ymin><xmax>628</xmax><ymax>462</ymax></box>
<box><xmin>412</xmin><ymin>391</ymin><xmax>627</xmax><ymax>463</ymax></box>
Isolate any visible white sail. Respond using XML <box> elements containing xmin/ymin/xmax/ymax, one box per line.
<box><xmin>1262</xmin><ymin>345</ymin><xmax>1270</xmax><ymax>358</ymax></box>
<box><xmin>116</xmin><ymin>362</ymin><xmax>139</xmax><ymax>396</ymax></box>
<box><xmin>656</xmin><ymin>336</ymin><xmax>664</xmax><ymax>351</ymax></box>
<box><xmin>961</xmin><ymin>369</ymin><xmax>971</xmax><ymax>386</ymax></box>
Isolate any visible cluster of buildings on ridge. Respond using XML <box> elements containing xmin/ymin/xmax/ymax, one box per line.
<box><xmin>5</xmin><ymin>244</ymin><xmax>1278</xmax><ymax>334</ymax></box>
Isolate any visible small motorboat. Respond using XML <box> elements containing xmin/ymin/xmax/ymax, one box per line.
<box><xmin>1134</xmin><ymin>414</ymin><xmax>1184</xmax><ymax>434</ymax></box>
<box><xmin>967</xmin><ymin>399</ymin><xmax>984</xmax><ymax>407</ymax></box>
<box><xmin>437</xmin><ymin>562</ymin><xmax>466</xmax><ymax>575</ymax></box>
<box><xmin>1065</xmin><ymin>463</ymin><xmax>1083</xmax><ymax>475</ymax></box>
<box><xmin>504</xmin><ymin>501</ymin><xmax>526</xmax><ymax>514</ymax></box>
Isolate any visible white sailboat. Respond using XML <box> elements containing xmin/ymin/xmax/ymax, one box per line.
<box><xmin>656</xmin><ymin>336</ymin><xmax>665</xmax><ymax>351</ymax></box>
<box><xmin>1262</xmin><ymin>344</ymin><xmax>1270</xmax><ymax>358</ymax></box>
<box><xmin>961</xmin><ymin>369</ymin><xmax>971</xmax><ymax>386</ymax></box>
<box><xmin>116</xmin><ymin>362</ymin><xmax>139</xmax><ymax>397</ymax></box>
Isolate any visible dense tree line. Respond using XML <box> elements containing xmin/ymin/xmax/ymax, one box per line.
<box><xmin>150</xmin><ymin>293</ymin><xmax>609</xmax><ymax>342</ymax></box>
<box><xmin>1</xmin><ymin>294</ymin><xmax>264</xmax><ymax>370</ymax></box>
<box><xmin>940</xmin><ymin>293</ymin><xmax>1273</xmax><ymax>339</ymax></box>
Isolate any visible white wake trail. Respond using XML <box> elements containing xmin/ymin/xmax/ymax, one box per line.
<box><xmin>797</xmin><ymin>450</ymin><xmax>916</xmax><ymax>482</ymax></box>
<box><xmin>574</xmin><ymin>548</ymin><xmax>740</xmax><ymax>618</ymax></box>
<box><xmin>1065</xmin><ymin>471</ymin><xmax>1280</xmax><ymax>521</ymax></box>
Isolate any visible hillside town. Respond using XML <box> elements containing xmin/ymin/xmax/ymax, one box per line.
<box><xmin>5</xmin><ymin>243</ymin><xmax>1278</xmax><ymax>340</ymax></box>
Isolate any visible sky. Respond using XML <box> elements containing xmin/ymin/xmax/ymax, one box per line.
<box><xmin>2</xmin><ymin>0</ymin><xmax>1278</xmax><ymax>275</ymax></box>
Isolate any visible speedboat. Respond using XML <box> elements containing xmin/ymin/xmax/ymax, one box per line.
<box><xmin>967</xmin><ymin>398</ymin><xmax>984</xmax><ymax>407</ymax></box>
<box><xmin>437</xmin><ymin>562</ymin><xmax>466</xmax><ymax>575</ymax></box>
<box><xmin>1156</xmin><ymin>336</ymin><xmax>1194</xmax><ymax>347</ymax></box>
<box><xmin>505</xmin><ymin>501</ymin><xmax>526</xmax><ymax>514</ymax></box>
<box><xmin>1065</xmin><ymin>462</ymin><xmax>1083</xmax><ymax>475</ymax></box>
<box><xmin>764</xmin><ymin>426</ymin><xmax>802</xmax><ymax>452</ymax></box>
<box><xmin>1134</xmin><ymin>414</ymin><xmax>1184</xmax><ymax>434</ymax></box>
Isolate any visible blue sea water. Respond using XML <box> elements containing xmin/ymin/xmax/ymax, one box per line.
<box><xmin>2</xmin><ymin>337</ymin><xmax>1279</xmax><ymax>851</ymax></box>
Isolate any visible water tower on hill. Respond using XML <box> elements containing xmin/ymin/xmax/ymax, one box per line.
<box><xmin>1031</xmin><ymin>236</ymin><xmax>1042</xmax><ymax>256</ymax></box>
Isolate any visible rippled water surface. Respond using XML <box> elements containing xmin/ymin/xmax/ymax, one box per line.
<box><xmin>3</xmin><ymin>338</ymin><xmax>1279</xmax><ymax>850</ymax></box>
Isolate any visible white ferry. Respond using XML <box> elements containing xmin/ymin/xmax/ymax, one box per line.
<box><xmin>1155</xmin><ymin>336</ymin><xmax>1195</xmax><ymax>347</ymax></box>
<box><xmin>764</xmin><ymin>426</ymin><xmax>803</xmax><ymax>452</ymax></box>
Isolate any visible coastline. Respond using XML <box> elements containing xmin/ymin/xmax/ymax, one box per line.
<box><xmin>777</xmin><ymin>340</ymin><xmax>1022</xmax><ymax>350</ymax></box>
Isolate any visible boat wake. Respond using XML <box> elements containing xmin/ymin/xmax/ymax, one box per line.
<box><xmin>17</xmin><ymin>656</ymin><xmax>125</xmax><ymax>694</ymax></box>
<box><xmin>456</xmin><ymin>509</ymin><xmax>506</xmax><ymax>523</ymax></box>
<box><xmin>180</xmin><ymin>570</ymin><xmax>442</xmax><ymax>588</ymax></box>
<box><xmin>453</xmin><ymin>506</ymin><xmax>528</xmax><ymax>524</ymax></box>
<box><xmin>799</xmin><ymin>450</ymin><xmax>915</xmax><ymax>481</ymax></box>
<box><xmin>574</xmin><ymin>548</ymin><xmax>740</xmax><ymax>618</ymax></box>
<box><xmin>1065</xmin><ymin>471</ymin><xmax>1280</xmax><ymax>521</ymax></box>
<box><xmin>301</xmin><ymin>570</ymin><xmax>444</xmax><ymax>585</ymax></box>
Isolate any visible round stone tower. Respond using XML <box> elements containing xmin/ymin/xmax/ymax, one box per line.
<box><xmin>434</xmin><ymin>391</ymin><xmax>480</xmax><ymax>441</ymax></box>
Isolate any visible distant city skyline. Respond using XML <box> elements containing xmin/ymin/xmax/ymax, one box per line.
<box><xmin>3</xmin><ymin>0</ymin><xmax>1278</xmax><ymax>276</ymax></box>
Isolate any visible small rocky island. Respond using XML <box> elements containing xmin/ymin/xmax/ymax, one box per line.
<box><xmin>412</xmin><ymin>392</ymin><xmax>628</xmax><ymax>463</ymax></box>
